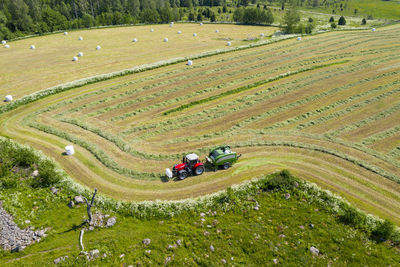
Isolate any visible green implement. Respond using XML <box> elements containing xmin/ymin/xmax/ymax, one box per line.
<box><xmin>205</xmin><ymin>146</ymin><xmax>241</xmax><ymax>171</ymax></box>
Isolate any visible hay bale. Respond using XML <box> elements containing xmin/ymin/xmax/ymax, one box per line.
<box><xmin>164</xmin><ymin>37</ymin><xmax>168</xmax><ymax>42</ymax></box>
<box><xmin>200</xmin><ymin>22</ymin><xmax>203</xmax><ymax>26</ymax></box>
<box><xmin>372</xmin><ymin>28</ymin><xmax>376</xmax><ymax>32</ymax></box>
<box><xmin>215</xmin><ymin>29</ymin><xmax>219</xmax><ymax>33</ymax></box>
<box><xmin>187</xmin><ymin>60</ymin><xmax>193</xmax><ymax>66</ymax></box>
<box><xmin>96</xmin><ymin>45</ymin><xmax>101</xmax><ymax>50</ymax></box>
<box><xmin>170</xmin><ymin>22</ymin><xmax>174</xmax><ymax>27</ymax></box>
<box><xmin>5</xmin><ymin>95</ymin><xmax>13</xmax><ymax>102</ymax></box>
<box><xmin>65</xmin><ymin>145</ymin><xmax>75</xmax><ymax>155</ymax></box>
<box><xmin>132</xmin><ymin>38</ymin><xmax>137</xmax><ymax>42</ymax></box>
<box><xmin>177</xmin><ymin>31</ymin><xmax>182</xmax><ymax>34</ymax></box>
<box><xmin>150</xmin><ymin>28</ymin><xmax>154</xmax><ymax>32</ymax></box>
<box><xmin>297</xmin><ymin>37</ymin><xmax>301</xmax><ymax>41</ymax></box>
<box><xmin>64</xmin><ymin>32</ymin><xmax>68</xmax><ymax>35</ymax></box>
<box><xmin>78</xmin><ymin>52</ymin><xmax>83</xmax><ymax>57</ymax></box>
<box><xmin>260</xmin><ymin>33</ymin><xmax>265</xmax><ymax>37</ymax></box>
<box><xmin>78</xmin><ymin>36</ymin><xmax>83</xmax><ymax>41</ymax></box>
<box><xmin>72</xmin><ymin>56</ymin><xmax>78</xmax><ymax>61</ymax></box>
<box><xmin>4</xmin><ymin>44</ymin><xmax>10</xmax><ymax>48</ymax></box>
<box><xmin>193</xmin><ymin>33</ymin><xmax>197</xmax><ymax>37</ymax></box>
<box><xmin>226</xmin><ymin>41</ymin><xmax>231</xmax><ymax>46</ymax></box>
<box><xmin>1</xmin><ymin>40</ymin><xmax>6</xmax><ymax>45</ymax></box>
<box><xmin>30</xmin><ymin>45</ymin><xmax>35</xmax><ymax>49</ymax></box>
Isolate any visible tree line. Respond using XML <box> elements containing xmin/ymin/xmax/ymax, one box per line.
<box><xmin>0</xmin><ymin>0</ymin><xmax>227</xmax><ymax>40</ymax></box>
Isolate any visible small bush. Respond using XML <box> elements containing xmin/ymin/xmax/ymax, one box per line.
<box><xmin>339</xmin><ymin>206</ymin><xmax>367</xmax><ymax>229</ymax></box>
<box><xmin>260</xmin><ymin>170</ymin><xmax>299</xmax><ymax>191</ymax></box>
<box><xmin>361</xmin><ymin>18</ymin><xmax>367</xmax><ymax>25</ymax></box>
<box><xmin>338</xmin><ymin>16</ymin><xmax>346</xmax><ymax>26</ymax></box>
<box><xmin>30</xmin><ymin>160</ymin><xmax>62</xmax><ymax>188</ymax></box>
<box><xmin>372</xmin><ymin>220</ymin><xmax>396</xmax><ymax>241</ymax></box>
<box><xmin>331</xmin><ymin>22</ymin><xmax>337</xmax><ymax>29</ymax></box>
<box><xmin>329</xmin><ymin>16</ymin><xmax>334</xmax><ymax>22</ymax></box>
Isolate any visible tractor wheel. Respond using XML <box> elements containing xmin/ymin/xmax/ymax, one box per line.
<box><xmin>178</xmin><ymin>170</ymin><xmax>188</xmax><ymax>180</ymax></box>
<box><xmin>195</xmin><ymin>166</ymin><xmax>205</xmax><ymax>175</ymax></box>
<box><xmin>223</xmin><ymin>162</ymin><xmax>230</xmax><ymax>170</ymax></box>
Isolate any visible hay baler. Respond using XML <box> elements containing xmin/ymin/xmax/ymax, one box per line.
<box><xmin>205</xmin><ymin>146</ymin><xmax>241</xmax><ymax>170</ymax></box>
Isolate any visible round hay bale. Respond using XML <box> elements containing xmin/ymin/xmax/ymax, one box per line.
<box><xmin>78</xmin><ymin>52</ymin><xmax>83</xmax><ymax>57</ymax></box>
<box><xmin>187</xmin><ymin>60</ymin><xmax>193</xmax><ymax>66</ymax></box>
<box><xmin>226</xmin><ymin>41</ymin><xmax>231</xmax><ymax>46</ymax></box>
<box><xmin>200</xmin><ymin>22</ymin><xmax>203</xmax><ymax>26</ymax></box>
<box><xmin>30</xmin><ymin>45</ymin><xmax>35</xmax><ymax>49</ymax></box>
<box><xmin>372</xmin><ymin>28</ymin><xmax>376</xmax><ymax>32</ymax></box>
<box><xmin>150</xmin><ymin>29</ymin><xmax>154</xmax><ymax>32</ymax></box>
<box><xmin>170</xmin><ymin>22</ymin><xmax>174</xmax><ymax>27</ymax></box>
<box><xmin>4</xmin><ymin>44</ymin><xmax>10</xmax><ymax>48</ymax></box>
<box><xmin>193</xmin><ymin>33</ymin><xmax>197</xmax><ymax>37</ymax></box>
<box><xmin>64</xmin><ymin>32</ymin><xmax>68</xmax><ymax>35</ymax></box>
<box><xmin>72</xmin><ymin>56</ymin><xmax>78</xmax><ymax>61</ymax></box>
<box><xmin>65</xmin><ymin>145</ymin><xmax>75</xmax><ymax>155</ymax></box>
<box><xmin>297</xmin><ymin>37</ymin><xmax>301</xmax><ymax>41</ymax></box>
<box><xmin>96</xmin><ymin>45</ymin><xmax>101</xmax><ymax>50</ymax></box>
<box><xmin>5</xmin><ymin>95</ymin><xmax>13</xmax><ymax>102</ymax></box>
<box><xmin>215</xmin><ymin>29</ymin><xmax>219</xmax><ymax>33</ymax></box>
<box><xmin>132</xmin><ymin>38</ymin><xmax>137</xmax><ymax>42</ymax></box>
<box><xmin>177</xmin><ymin>31</ymin><xmax>182</xmax><ymax>34</ymax></box>
<box><xmin>260</xmin><ymin>33</ymin><xmax>265</xmax><ymax>37</ymax></box>
<box><xmin>164</xmin><ymin>37</ymin><xmax>168</xmax><ymax>42</ymax></box>
<box><xmin>1</xmin><ymin>40</ymin><xmax>6</xmax><ymax>45</ymax></box>
<box><xmin>78</xmin><ymin>36</ymin><xmax>83</xmax><ymax>41</ymax></box>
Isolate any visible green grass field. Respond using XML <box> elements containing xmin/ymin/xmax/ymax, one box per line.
<box><xmin>0</xmin><ymin>23</ymin><xmax>399</xmax><ymax>226</ymax></box>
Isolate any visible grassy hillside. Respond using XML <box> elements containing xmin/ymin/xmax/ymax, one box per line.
<box><xmin>1</xmin><ymin>25</ymin><xmax>399</xmax><ymax>224</ymax></box>
<box><xmin>0</xmin><ymin>144</ymin><xmax>398</xmax><ymax>266</ymax></box>
<box><xmin>0</xmin><ymin>23</ymin><xmax>276</xmax><ymax>103</ymax></box>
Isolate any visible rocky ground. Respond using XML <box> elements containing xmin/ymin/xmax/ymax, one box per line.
<box><xmin>0</xmin><ymin>201</ymin><xmax>47</xmax><ymax>252</ymax></box>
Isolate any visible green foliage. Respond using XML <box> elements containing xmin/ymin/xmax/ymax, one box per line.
<box><xmin>339</xmin><ymin>205</ymin><xmax>368</xmax><ymax>230</ymax></box>
<box><xmin>259</xmin><ymin>170</ymin><xmax>299</xmax><ymax>191</ymax></box>
<box><xmin>329</xmin><ymin>16</ymin><xmax>335</xmax><ymax>22</ymax></box>
<box><xmin>372</xmin><ymin>220</ymin><xmax>396</xmax><ymax>241</ymax></box>
<box><xmin>233</xmin><ymin>7</ymin><xmax>274</xmax><ymax>25</ymax></box>
<box><xmin>331</xmin><ymin>22</ymin><xmax>337</xmax><ymax>29</ymax></box>
<box><xmin>361</xmin><ymin>18</ymin><xmax>367</xmax><ymax>25</ymax></box>
<box><xmin>283</xmin><ymin>8</ymin><xmax>301</xmax><ymax>33</ymax></box>
<box><xmin>30</xmin><ymin>160</ymin><xmax>62</xmax><ymax>188</ymax></box>
<box><xmin>338</xmin><ymin>16</ymin><xmax>346</xmax><ymax>25</ymax></box>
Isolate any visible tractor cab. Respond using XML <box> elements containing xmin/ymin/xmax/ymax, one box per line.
<box><xmin>183</xmin><ymin>153</ymin><xmax>200</xmax><ymax>168</ymax></box>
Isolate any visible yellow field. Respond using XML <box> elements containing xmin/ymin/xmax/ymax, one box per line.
<box><xmin>0</xmin><ymin>23</ymin><xmax>276</xmax><ymax>103</ymax></box>
<box><xmin>1</xmin><ymin>24</ymin><xmax>400</xmax><ymax>223</ymax></box>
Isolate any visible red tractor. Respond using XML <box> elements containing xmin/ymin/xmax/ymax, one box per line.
<box><xmin>166</xmin><ymin>153</ymin><xmax>205</xmax><ymax>180</ymax></box>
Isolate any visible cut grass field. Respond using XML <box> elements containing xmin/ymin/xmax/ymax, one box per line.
<box><xmin>0</xmin><ymin>23</ymin><xmax>277</xmax><ymax>104</ymax></box>
<box><xmin>0</xmin><ymin>24</ymin><xmax>400</xmax><ymax>225</ymax></box>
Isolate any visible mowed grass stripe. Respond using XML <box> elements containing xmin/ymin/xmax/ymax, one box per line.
<box><xmin>162</xmin><ymin>61</ymin><xmax>350</xmax><ymax>115</ymax></box>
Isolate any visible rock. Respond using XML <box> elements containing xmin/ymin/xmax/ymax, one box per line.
<box><xmin>102</xmin><ymin>253</ymin><xmax>107</xmax><ymax>258</ymax></box>
<box><xmin>284</xmin><ymin>193</ymin><xmax>290</xmax><ymax>200</ymax></box>
<box><xmin>68</xmin><ymin>200</ymin><xmax>74</xmax><ymax>208</ymax></box>
<box><xmin>221</xmin><ymin>259</ymin><xmax>227</xmax><ymax>264</ymax></box>
<box><xmin>273</xmin><ymin>258</ymin><xmax>278</xmax><ymax>264</ymax></box>
<box><xmin>54</xmin><ymin>256</ymin><xmax>68</xmax><ymax>264</ymax></box>
<box><xmin>145</xmin><ymin>250</ymin><xmax>151</xmax><ymax>254</ymax></box>
<box><xmin>203</xmin><ymin>231</ymin><xmax>210</xmax><ymax>236</ymax></box>
<box><xmin>106</xmin><ymin>217</ymin><xmax>117</xmax><ymax>227</ymax></box>
<box><xmin>164</xmin><ymin>256</ymin><xmax>172</xmax><ymax>265</ymax></box>
<box><xmin>119</xmin><ymin>253</ymin><xmax>125</xmax><ymax>258</ymax></box>
<box><xmin>200</xmin><ymin>212</ymin><xmax>206</xmax><ymax>217</ymax></box>
<box><xmin>253</xmin><ymin>206</ymin><xmax>259</xmax><ymax>211</ymax></box>
<box><xmin>310</xmin><ymin>246</ymin><xmax>319</xmax><ymax>256</ymax></box>
<box><xmin>88</xmin><ymin>226</ymin><xmax>94</xmax><ymax>231</ymax></box>
<box><xmin>25</xmin><ymin>220</ymin><xmax>31</xmax><ymax>224</ymax></box>
<box><xmin>176</xmin><ymin>240</ymin><xmax>182</xmax><ymax>246</ymax></box>
<box><xmin>299</xmin><ymin>225</ymin><xmax>305</xmax><ymax>230</ymax></box>
<box><xmin>167</xmin><ymin>244</ymin><xmax>177</xmax><ymax>250</ymax></box>
<box><xmin>210</xmin><ymin>245</ymin><xmax>215</xmax><ymax>252</ymax></box>
<box><xmin>309</xmin><ymin>223</ymin><xmax>314</xmax><ymax>229</ymax></box>
<box><xmin>74</xmin><ymin>195</ymin><xmax>85</xmax><ymax>204</ymax></box>
<box><xmin>279</xmin><ymin>234</ymin><xmax>286</xmax><ymax>238</ymax></box>
<box><xmin>142</xmin><ymin>238</ymin><xmax>151</xmax><ymax>246</ymax></box>
<box><xmin>11</xmin><ymin>246</ymin><xmax>21</xmax><ymax>253</ymax></box>
<box><xmin>36</xmin><ymin>230</ymin><xmax>46</xmax><ymax>237</ymax></box>
<box><xmin>89</xmin><ymin>249</ymin><xmax>100</xmax><ymax>260</ymax></box>
<box><xmin>32</xmin><ymin>170</ymin><xmax>39</xmax><ymax>177</ymax></box>
<box><xmin>50</xmin><ymin>187</ymin><xmax>58</xmax><ymax>194</ymax></box>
